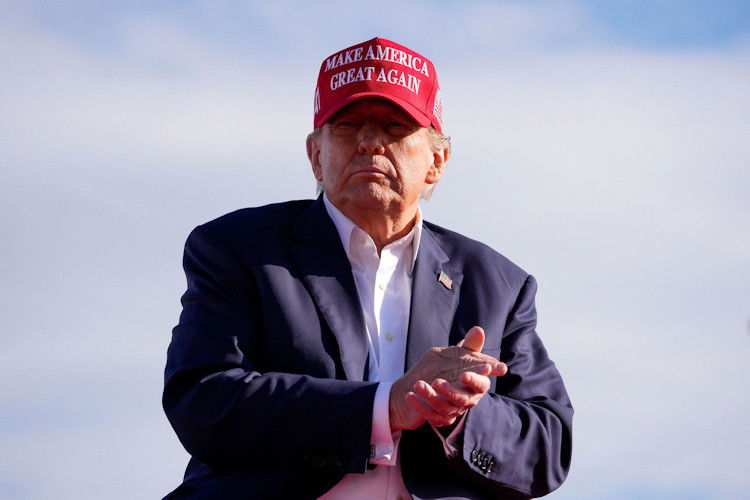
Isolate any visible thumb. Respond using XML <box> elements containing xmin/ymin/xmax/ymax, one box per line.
<box><xmin>458</xmin><ymin>326</ymin><xmax>485</xmax><ymax>352</ymax></box>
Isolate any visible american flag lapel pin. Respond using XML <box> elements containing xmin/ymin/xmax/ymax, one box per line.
<box><xmin>437</xmin><ymin>271</ymin><xmax>453</xmax><ymax>290</ymax></box>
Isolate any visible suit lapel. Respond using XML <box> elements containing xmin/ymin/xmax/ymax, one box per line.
<box><xmin>405</xmin><ymin>225</ymin><xmax>463</xmax><ymax>370</ymax></box>
<box><xmin>289</xmin><ymin>198</ymin><xmax>369</xmax><ymax>382</ymax></box>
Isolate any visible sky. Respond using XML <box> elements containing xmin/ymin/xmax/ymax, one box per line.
<box><xmin>1</xmin><ymin>1</ymin><xmax>749</xmax><ymax>498</ymax></box>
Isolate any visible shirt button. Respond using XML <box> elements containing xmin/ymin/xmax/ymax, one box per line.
<box><xmin>378</xmin><ymin>282</ymin><xmax>386</xmax><ymax>291</ymax></box>
<box><xmin>359</xmin><ymin>235</ymin><xmax>367</xmax><ymax>244</ymax></box>
<box><xmin>385</xmin><ymin>333</ymin><xmax>394</xmax><ymax>342</ymax></box>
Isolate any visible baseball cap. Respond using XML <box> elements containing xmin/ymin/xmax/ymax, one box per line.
<box><xmin>313</xmin><ymin>37</ymin><xmax>444</xmax><ymax>132</ymax></box>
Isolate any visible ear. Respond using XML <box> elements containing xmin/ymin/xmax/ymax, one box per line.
<box><xmin>306</xmin><ymin>132</ymin><xmax>323</xmax><ymax>181</ymax></box>
<box><xmin>425</xmin><ymin>143</ymin><xmax>449</xmax><ymax>185</ymax></box>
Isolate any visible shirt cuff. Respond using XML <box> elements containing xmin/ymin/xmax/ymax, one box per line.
<box><xmin>429</xmin><ymin>412</ymin><xmax>467</xmax><ymax>458</ymax></box>
<box><xmin>369</xmin><ymin>381</ymin><xmax>401</xmax><ymax>466</ymax></box>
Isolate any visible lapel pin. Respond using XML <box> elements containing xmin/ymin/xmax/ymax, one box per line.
<box><xmin>437</xmin><ymin>271</ymin><xmax>453</xmax><ymax>290</ymax></box>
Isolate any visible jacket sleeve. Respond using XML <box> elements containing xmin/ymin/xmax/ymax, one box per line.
<box><xmin>162</xmin><ymin>224</ymin><xmax>378</xmax><ymax>473</ymax></box>
<box><xmin>453</xmin><ymin>275</ymin><xmax>573</xmax><ymax>498</ymax></box>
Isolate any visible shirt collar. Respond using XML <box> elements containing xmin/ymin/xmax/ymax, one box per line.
<box><xmin>323</xmin><ymin>194</ymin><xmax>423</xmax><ymax>271</ymax></box>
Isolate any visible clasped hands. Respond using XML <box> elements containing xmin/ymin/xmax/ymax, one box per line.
<box><xmin>389</xmin><ymin>326</ymin><xmax>507</xmax><ymax>430</ymax></box>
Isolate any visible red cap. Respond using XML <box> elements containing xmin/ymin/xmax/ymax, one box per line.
<box><xmin>313</xmin><ymin>37</ymin><xmax>444</xmax><ymax>132</ymax></box>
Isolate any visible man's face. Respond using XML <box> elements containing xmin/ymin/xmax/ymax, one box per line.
<box><xmin>307</xmin><ymin>98</ymin><xmax>447</xmax><ymax>218</ymax></box>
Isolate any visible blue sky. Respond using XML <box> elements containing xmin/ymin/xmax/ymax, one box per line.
<box><xmin>582</xmin><ymin>0</ymin><xmax>750</xmax><ymax>47</ymax></box>
<box><xmin>20</xmin><ymin>0</ymin><xmax>750</xmax><ymax>63</ymax></box>
<box><xmin>2</xmin><ymin>1</ymin><xmax>749</xmax><ymax>499</ymax></box>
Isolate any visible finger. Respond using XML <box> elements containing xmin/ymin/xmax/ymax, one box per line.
<box><xmin>406</xmin><ymin>392</ymin><xmax>459</xmax><ymax>428</ymax></box>
<box><xmin>465</xmin><ymin>360</ymin><xmax>506</xmax><ymax>378</ymax></box>
<box><xmin>435</xmin><ymin>346</ymin><xmax>498</xmax><ymax>367</ymax></box>
<box><xmin>437</xmin><ymin>357</ymin><xmax>505</xmax><ymax>383</ymax></box>
<box><xmin>489</xmin><ymin>361</ymin><xmax>508</xmax><ymax>377</ymax></box>
<box><xmin>431</xmin><ymin>378</ymin><xmax>482</xmax><ymax>408</ymax></box>
<box><xmin>459</xmin><ymin>371</ymin><xmax>492</xmax><ymax>395</ymax></box>
<box><xmin>415</xmin><ymin>345</ymin><xmax>502</xmax><ymax>385</ymax></box>
<box><xmin>412</xmin><ymin>380</ymin><xmax>464</xmax><ymax>417</ymax></box>
<box><xmin>457</xmin><ymin>326</ymin><xmax>485</xmax><ymax>352</ymax></box>
<box><xmin>433</xmin><ymin>361</ymin><xmax>489</xmax><ymax>386</ymax></box>
<box><xmin>455</xmin><ymin>355</ymin><xmax>506</xmax><ymax>377</ymax></box>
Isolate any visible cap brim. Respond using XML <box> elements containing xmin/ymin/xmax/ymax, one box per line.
<box><xmin>316</xmin><ymin>91</ymin><xmax>433</xmax><ymax>131</ymax></box>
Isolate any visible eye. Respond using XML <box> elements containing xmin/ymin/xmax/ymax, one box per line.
<box><xmin>330</xmin><ymin>119</ymin><xmax>359</xmax><ymax>136</ymax></box>
<box><xmin>385</xmin><ymin>120</ymin><xmax>410</xmax><ymax>133</ymax></box>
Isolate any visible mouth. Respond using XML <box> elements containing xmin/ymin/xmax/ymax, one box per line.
<box><xmin>348</xmin><ymin>158</ymin><xmax>394</xmax><ymax>181</ymax></box>
<box><xmin>351</xmin><ymin>167</ymin><xmax>390</xmax><ymax>179</ymax></box>
<box><xmin>354</xmin><ymin>168</ymin><xmax>386</xmax><ymax>175</ymax></box>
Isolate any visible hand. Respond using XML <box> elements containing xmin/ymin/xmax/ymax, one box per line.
<box><xmin>389</xmin><ymin>326</ymin><xmax>507</xmax><ymax>430</ymax></box>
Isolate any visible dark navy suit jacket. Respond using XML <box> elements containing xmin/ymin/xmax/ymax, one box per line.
<box><xmin>163</xmin><ymin>197</ymin><xmax>573</xmax><ymax>499</ymax></box>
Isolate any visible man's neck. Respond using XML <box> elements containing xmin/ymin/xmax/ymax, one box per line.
<box><xmin>352</xmin><ymin>210</ymin><xmax>416</xmax><ymax>255</ymax></box>
<box><xmin>325</xmin><ymin>195</ymin><xmax>419</xmax><ymax>255</ymax></box>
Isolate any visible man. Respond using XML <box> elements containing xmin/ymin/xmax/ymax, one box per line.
<box><xmin>163</xmin><ymin>37</ymin><xmax>572</xmax><ymax>499</ymax></box>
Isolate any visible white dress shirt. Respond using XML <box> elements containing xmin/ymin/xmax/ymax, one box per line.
<box><xmin>318</xmin><ymin>195</ymin><xmax>463</xmax><ymax>499</ymax></box>
<box><xmin>318</xmin><ymin>195</ymin><xmax>418</xmax><ymax>500</ymax></box>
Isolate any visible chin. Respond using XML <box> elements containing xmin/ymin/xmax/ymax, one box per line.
<box><xmin>349</xmin><ymin>185</ymin><xmax>398</xmax><ymax>209</ymax></box>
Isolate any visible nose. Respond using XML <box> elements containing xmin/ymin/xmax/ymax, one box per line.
<box><xmin>357</xmin><ymin>121</ymin><xmax>386</xmax><ymax>155</ymax></box>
